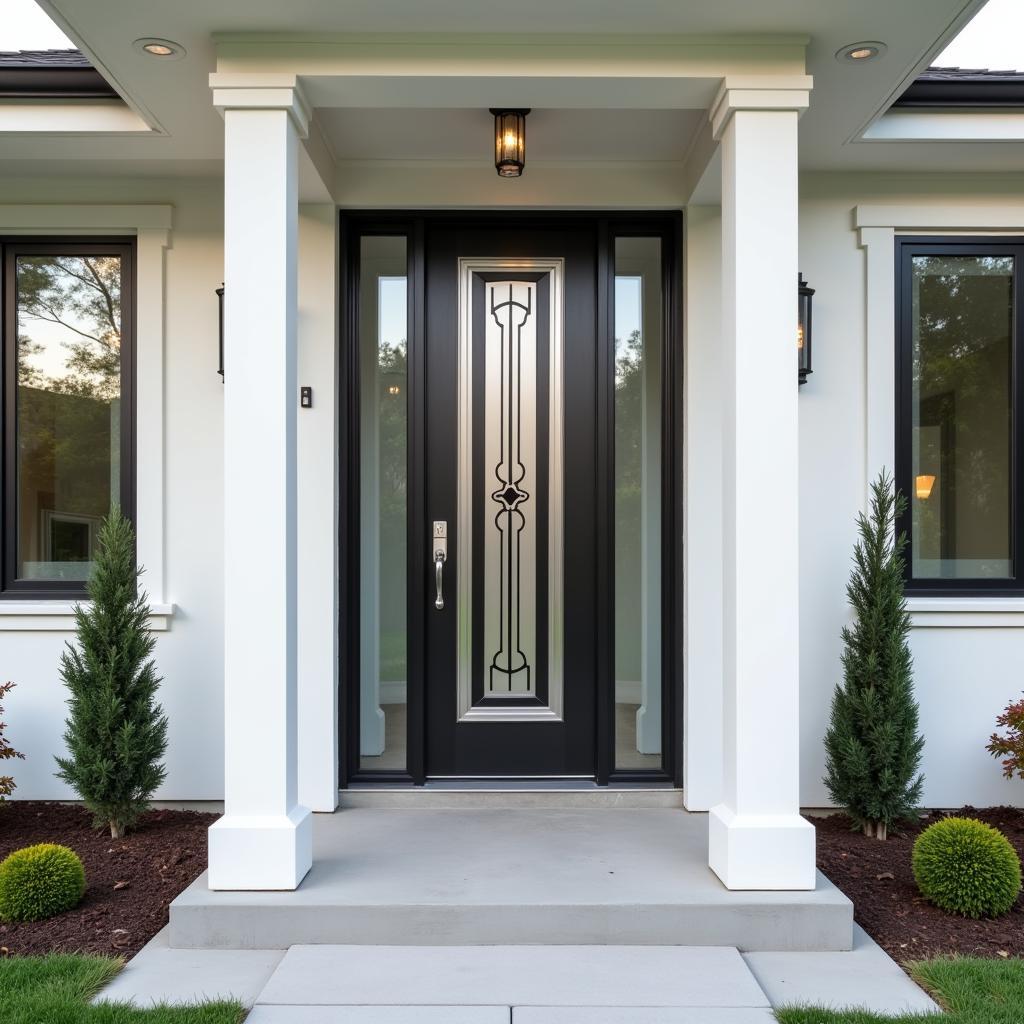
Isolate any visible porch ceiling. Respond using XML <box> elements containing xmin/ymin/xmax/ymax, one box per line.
<box><xmin>2</xmin><ymin>0</ymin><xmax>1017</xmax><ymax>184</ymax></box>
<box><xmin>319</xmin><ymin>108</ymin><xmax>703</xmax><ymax>163</ymax></box>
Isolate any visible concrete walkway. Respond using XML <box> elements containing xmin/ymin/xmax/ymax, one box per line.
<box><xmin>98</xmin><ymin>925</ymin><xmax>936</xmax><ymax>1021</ymax></box>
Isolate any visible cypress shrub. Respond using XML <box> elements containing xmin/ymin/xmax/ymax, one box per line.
<box><xmin>823</xmin><ymin>471</ymin><xmax>924</xmax><ymax>839</ymax></box>
<box><xmin>54</xmin><ymin>507</ymin><xmax>168</xmax><ymax>838</ymax></box>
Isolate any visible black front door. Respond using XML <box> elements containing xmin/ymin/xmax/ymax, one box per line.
<box><xmin>423</xmin><ymin>222</ymin><xmax>598</xmax><ymax>777</ymax></box>
<box><xmin>342</xmin><ymin>212</ymin><xmax>681</xmax><ymax>786</ymax></box>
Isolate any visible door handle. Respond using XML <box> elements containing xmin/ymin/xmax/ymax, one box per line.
<box><xmin>434</xmin><ymin>550</ymin><xmax>446</xmax><ymax>610</ymax></box>
<box><xmin>432</xmin><ymin>520</ymin><xmax>448</xmax><ymax>611</ymax></box>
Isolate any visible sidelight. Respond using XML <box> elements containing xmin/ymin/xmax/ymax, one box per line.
<box><xmin>613</xmin><ymin>237</ymin><xmax>663</xmax><ymax>770</ymax></box>
<box><xmin>358</xmin><ymin>236</ymin><xmax>409</xmax><ymax>771</ymax></box>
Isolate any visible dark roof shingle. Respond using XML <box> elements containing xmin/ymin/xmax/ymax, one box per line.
<box><xmin>0</xmin><ymin>48</ymin><xmax>92</xmax><ymax>69</ymax></box>
<box><xmin>896</xmin><ymin>65</ymin><xmax>1024</xmax><ymax>107</ymax></box>
<box><xmin>920</xmin><ymin>66</ymin><xmax>1024</xmax><ymax>82</ymax></box>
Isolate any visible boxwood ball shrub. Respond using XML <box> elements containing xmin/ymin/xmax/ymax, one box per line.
<box><xmin>912</xmin><ymin>817</ymin><xmax>1021</xmax><ymax>919</ymax></box>
<box><xmin>0</xmin><ymin>843</ymin><xmax>86</xmax><ymax>921</ymax></box>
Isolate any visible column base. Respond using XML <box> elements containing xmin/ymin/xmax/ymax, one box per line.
<box><xmin>208</xmin><ymin>805</ymin><xmax>312</xmax><ymax>891</ymax></box>
<box><xmin>709</xmin><ymin>804</ymin><xmax>815</xmax><ymax>890</ymax></box>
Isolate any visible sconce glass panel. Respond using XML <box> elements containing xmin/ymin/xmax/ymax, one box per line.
<box><xmin>798</xmin><ymin>273</ymin><xmax>814</xmax><ymax>385</ymax></box>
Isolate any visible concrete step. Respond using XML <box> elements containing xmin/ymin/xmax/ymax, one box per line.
<box><xmin>253</xmin><ymin>944</ymin><xmax>769</xmax><ymax>1008</ymax></box>
<box><xmin>169</xmin><ymin>807</ymin><xmax>852</xmax><ymax>951</ymax></box>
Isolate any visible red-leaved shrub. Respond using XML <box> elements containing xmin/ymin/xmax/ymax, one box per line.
<box><xmin>987</xmin><ymin>695</ymin><xmax>1024</xmax><ymax>780</ymax></box>
<box><xmin>0</xmin><ymin>681</ymin><xmax>24</xmax><ymax>799</ymax></box>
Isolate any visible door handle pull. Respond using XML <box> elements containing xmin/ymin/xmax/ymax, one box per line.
<box><xmin>434</xmin><ymin>550</ymin><xmax>446</xmax><ymax>610</ymax></box>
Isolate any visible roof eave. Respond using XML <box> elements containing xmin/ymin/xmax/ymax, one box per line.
<box><xmin>0</xmin><ymin>67</ymin><xmax>119</xmax><ymax>100</ymax></box>
<box><xmin>895</xmin><ymin>79</ymin><xmax>1024</xmax><ymax>108</ymax></box>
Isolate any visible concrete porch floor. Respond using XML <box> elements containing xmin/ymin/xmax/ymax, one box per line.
<box><xmin>170</xmin><ymin>803</ymin><xmax>853</xmax><ymax>951</ymax></box>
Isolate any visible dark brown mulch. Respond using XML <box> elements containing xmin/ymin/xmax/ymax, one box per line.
<box><xmin>814</xmin><ymin>806</ymin><xmax>1024</xmax><ymax>963</ymax></box>
<box><xmin>0</xmin><ymin>801</ymin><xmax>216</xmax><ymax>958</ymax></box>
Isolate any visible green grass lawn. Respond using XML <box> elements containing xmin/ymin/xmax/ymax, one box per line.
<box><xmin>0</xmin><ymin>954</ymin><xmax>246</xmax><ymax>1024</ymax></box>
<box><xmin>776</xmin><ymin>957</ymin><xmax>1024</xmax><ymax>1024</ymax></box>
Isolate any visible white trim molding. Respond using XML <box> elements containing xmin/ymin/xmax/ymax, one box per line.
<box><xmin>0</xmin><ymin>204</ymin><xmax>173</xmax><ymax>628</ymax></box>
<box><xmin>0</xmin><ymin>205</ymin><xmax>172</xmax><ymax>232</ymax></box>
<box><xmin>856</xmin><ymin>205</ymin><xmax>1024</xmax><ymax>232</ymax></box>
<box><xmin>907</xmin><ymin>598</ymin><xmax>1024</xmax><ymax>629</ymax></box>
<box><xmin>709</xmin><ymin>74</ymin><xmax>812</xmax><ymax>140</ymax></box>
<box><xmin>0</xmin><ymin>602</ymin><xmax>174</xmax><ymax>632</ymax></box>
<box><xmin>210</xmin><ymin>75</ymin><xmax>312</xmax><ymax>138</ymax></box>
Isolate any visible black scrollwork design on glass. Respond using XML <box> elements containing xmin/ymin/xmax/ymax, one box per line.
<box><xmin>488</xmin><ymin>283</ymin><xmax>532</xmax><ymax>692</ymax></box>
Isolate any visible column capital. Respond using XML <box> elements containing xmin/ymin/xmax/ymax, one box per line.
<box><xmin>709</xmin><ymin>74</ymin><xmax>812</xmax><ymax>140</ymax></box>
<box><xmin>210</xmin><ymin>73</ymin><xmax>311</xmax><ymax>138</ymax></box>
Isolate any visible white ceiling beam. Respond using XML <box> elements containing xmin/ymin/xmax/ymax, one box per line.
<box><xmin>211</xmin><ymin>35</ymin><xmax>808</xmax><ymax>111</ymax></box>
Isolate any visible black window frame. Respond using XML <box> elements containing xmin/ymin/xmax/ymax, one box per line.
<box><xmin>896</xmin><ymin>235</ymin><xmax>1024</xmax><ymax>595</ymax></box>
<box><xmin>0</xmin><ymin>237</ymin><xmax>136</xmax><ymax>599</ymax></box>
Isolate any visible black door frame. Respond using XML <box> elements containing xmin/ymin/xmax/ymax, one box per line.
<box><xmin>339</xmin><ymin>211</ymin><xmax>684</xmax><ymax>787</ymax></box>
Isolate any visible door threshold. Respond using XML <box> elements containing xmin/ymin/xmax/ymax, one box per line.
<box><xmin>339</xmin><ymin>783</ymin><xmax>685</xmax><ymax>810</ymax></box>
<box><xmin>427</xmin><ymin>778</ymin><xmax>674</xmax><ymax>789</ymax></box>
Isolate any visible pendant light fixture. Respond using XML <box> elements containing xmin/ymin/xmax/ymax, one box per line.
<box><xmin>490</xmin><ymin>109</ymin><xmax>530</xmax><ymax>177</ymax></box>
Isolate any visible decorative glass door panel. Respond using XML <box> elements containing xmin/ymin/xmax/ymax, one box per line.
<box><xmin>457</xmin><ymin>261</ymin><xmax>564</xmax><ymax>722</ymax></box>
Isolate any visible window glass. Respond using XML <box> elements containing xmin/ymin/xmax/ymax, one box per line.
<box><xmin>15</xmin><ymin>253</ymin><xmax>123</xmax><ymax>581</ymax></box>
<box><xmin>910</xmin><ymin>254</ymin><xmax>1013</xmax><ymax>580</ymax></box>
<box><xmin>614</xmin><ymin>237</ymin><xmax>662</xmax><ymax>770</ymax></box>
<box><xmin>359</xmin><ymin>237</ymin><xmax>408</xmax><ymax>771</ymax></box>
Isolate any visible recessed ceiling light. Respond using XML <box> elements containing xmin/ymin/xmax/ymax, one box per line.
<box><xmin>133</xmin><ymin>38</ymin><xmax>186</xmax><ymax>61</ymax></box>
<box><xmin>835</xmin><ymin>41</ymin><xmax>887</xmax><ymax>63</ymax></box>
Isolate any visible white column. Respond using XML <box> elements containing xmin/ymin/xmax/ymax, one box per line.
<box><xmin>708</xmin><ymin>79</ymin><xmax>816</xmax><ymax>890</ymax></box>
<box><xmin>207</xmin><ymin>82</ymin><xmax>312</xmax><ymax>890</ymax></box>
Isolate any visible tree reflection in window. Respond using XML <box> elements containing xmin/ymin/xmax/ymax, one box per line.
<box><xmin>16</xmin><ymin>255</ymin><xmax>122</xmax><ymax>580</ymax></box>
<box><xmin>911</xmin><ymin>255</ymin><xmax>1012</xmax><ymax>579</ymax></box>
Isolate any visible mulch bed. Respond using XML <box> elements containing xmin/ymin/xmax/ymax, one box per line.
<box><xmin>0</xmin><ymin>801</ymin><xmax>216</xmax><ymax>958</ymax></box>
<box><xmin>814</xmin><ymin>806</ymin><xmax>1024</xmax><ymax>963</ymax></box>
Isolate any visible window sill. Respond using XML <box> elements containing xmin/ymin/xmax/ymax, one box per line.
<box><xmin>0</xmin><ymin>601</ymin><xmax>174</xmax><ymax>632</ymax></box>
<box><xmin>906</xmin><ymin>597</ymin><xmax>1024</xmax><ymax>628</ymax></box>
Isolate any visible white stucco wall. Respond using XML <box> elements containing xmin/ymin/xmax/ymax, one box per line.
<box><xmin>0</xmin><ymin>178</ymin><xmax>225</xmax><ymax>800</ymax></box>
<box><xmin>685</xmin><ymin>176</ymin><xmax>1024</xmax><ymax>812</ymax></box>
<box><xmin>3</xmin><ymin>170</ymin><xmax>1023</xmax><ymax>812</ymax></box>
<box><xmin>797</xmin><ymin>175</ymin><xmax>1024</xmax><ymax>810</ymax></box>
<box><xmin>0</xmin><ymin>177</ymin><xmax>336</xmax><ymax>803</ymax></box>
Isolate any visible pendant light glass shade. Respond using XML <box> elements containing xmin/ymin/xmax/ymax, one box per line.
<box><xmin>490</xmin><ymin>108</ymin><xmax>529</xmax><ymax>177</ymax></box>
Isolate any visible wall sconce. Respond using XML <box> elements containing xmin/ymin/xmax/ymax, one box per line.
<box><xmin>490</xmin><ymin>108</ymin><xmax>530</xmax><ymax>177</ymax></box>
<box><xmin>798</xmin><ymin>273</ymin><xmax>814</xmax><ymax>385</ymax></box>
<box><xmin>915</xmin><ymin>474</ymin><xmax>936</xmax><ymax>500</ymax></box>
<box><xmin>216</xmin><ymin>284</ymin><xmax>224</xmax><ymax>380</ymax></box>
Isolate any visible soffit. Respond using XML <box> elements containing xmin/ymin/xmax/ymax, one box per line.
<box><xmin>0</xmin><ymin>0</ymin><xmax>1005</xmax><ymax>179</ymax></box>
